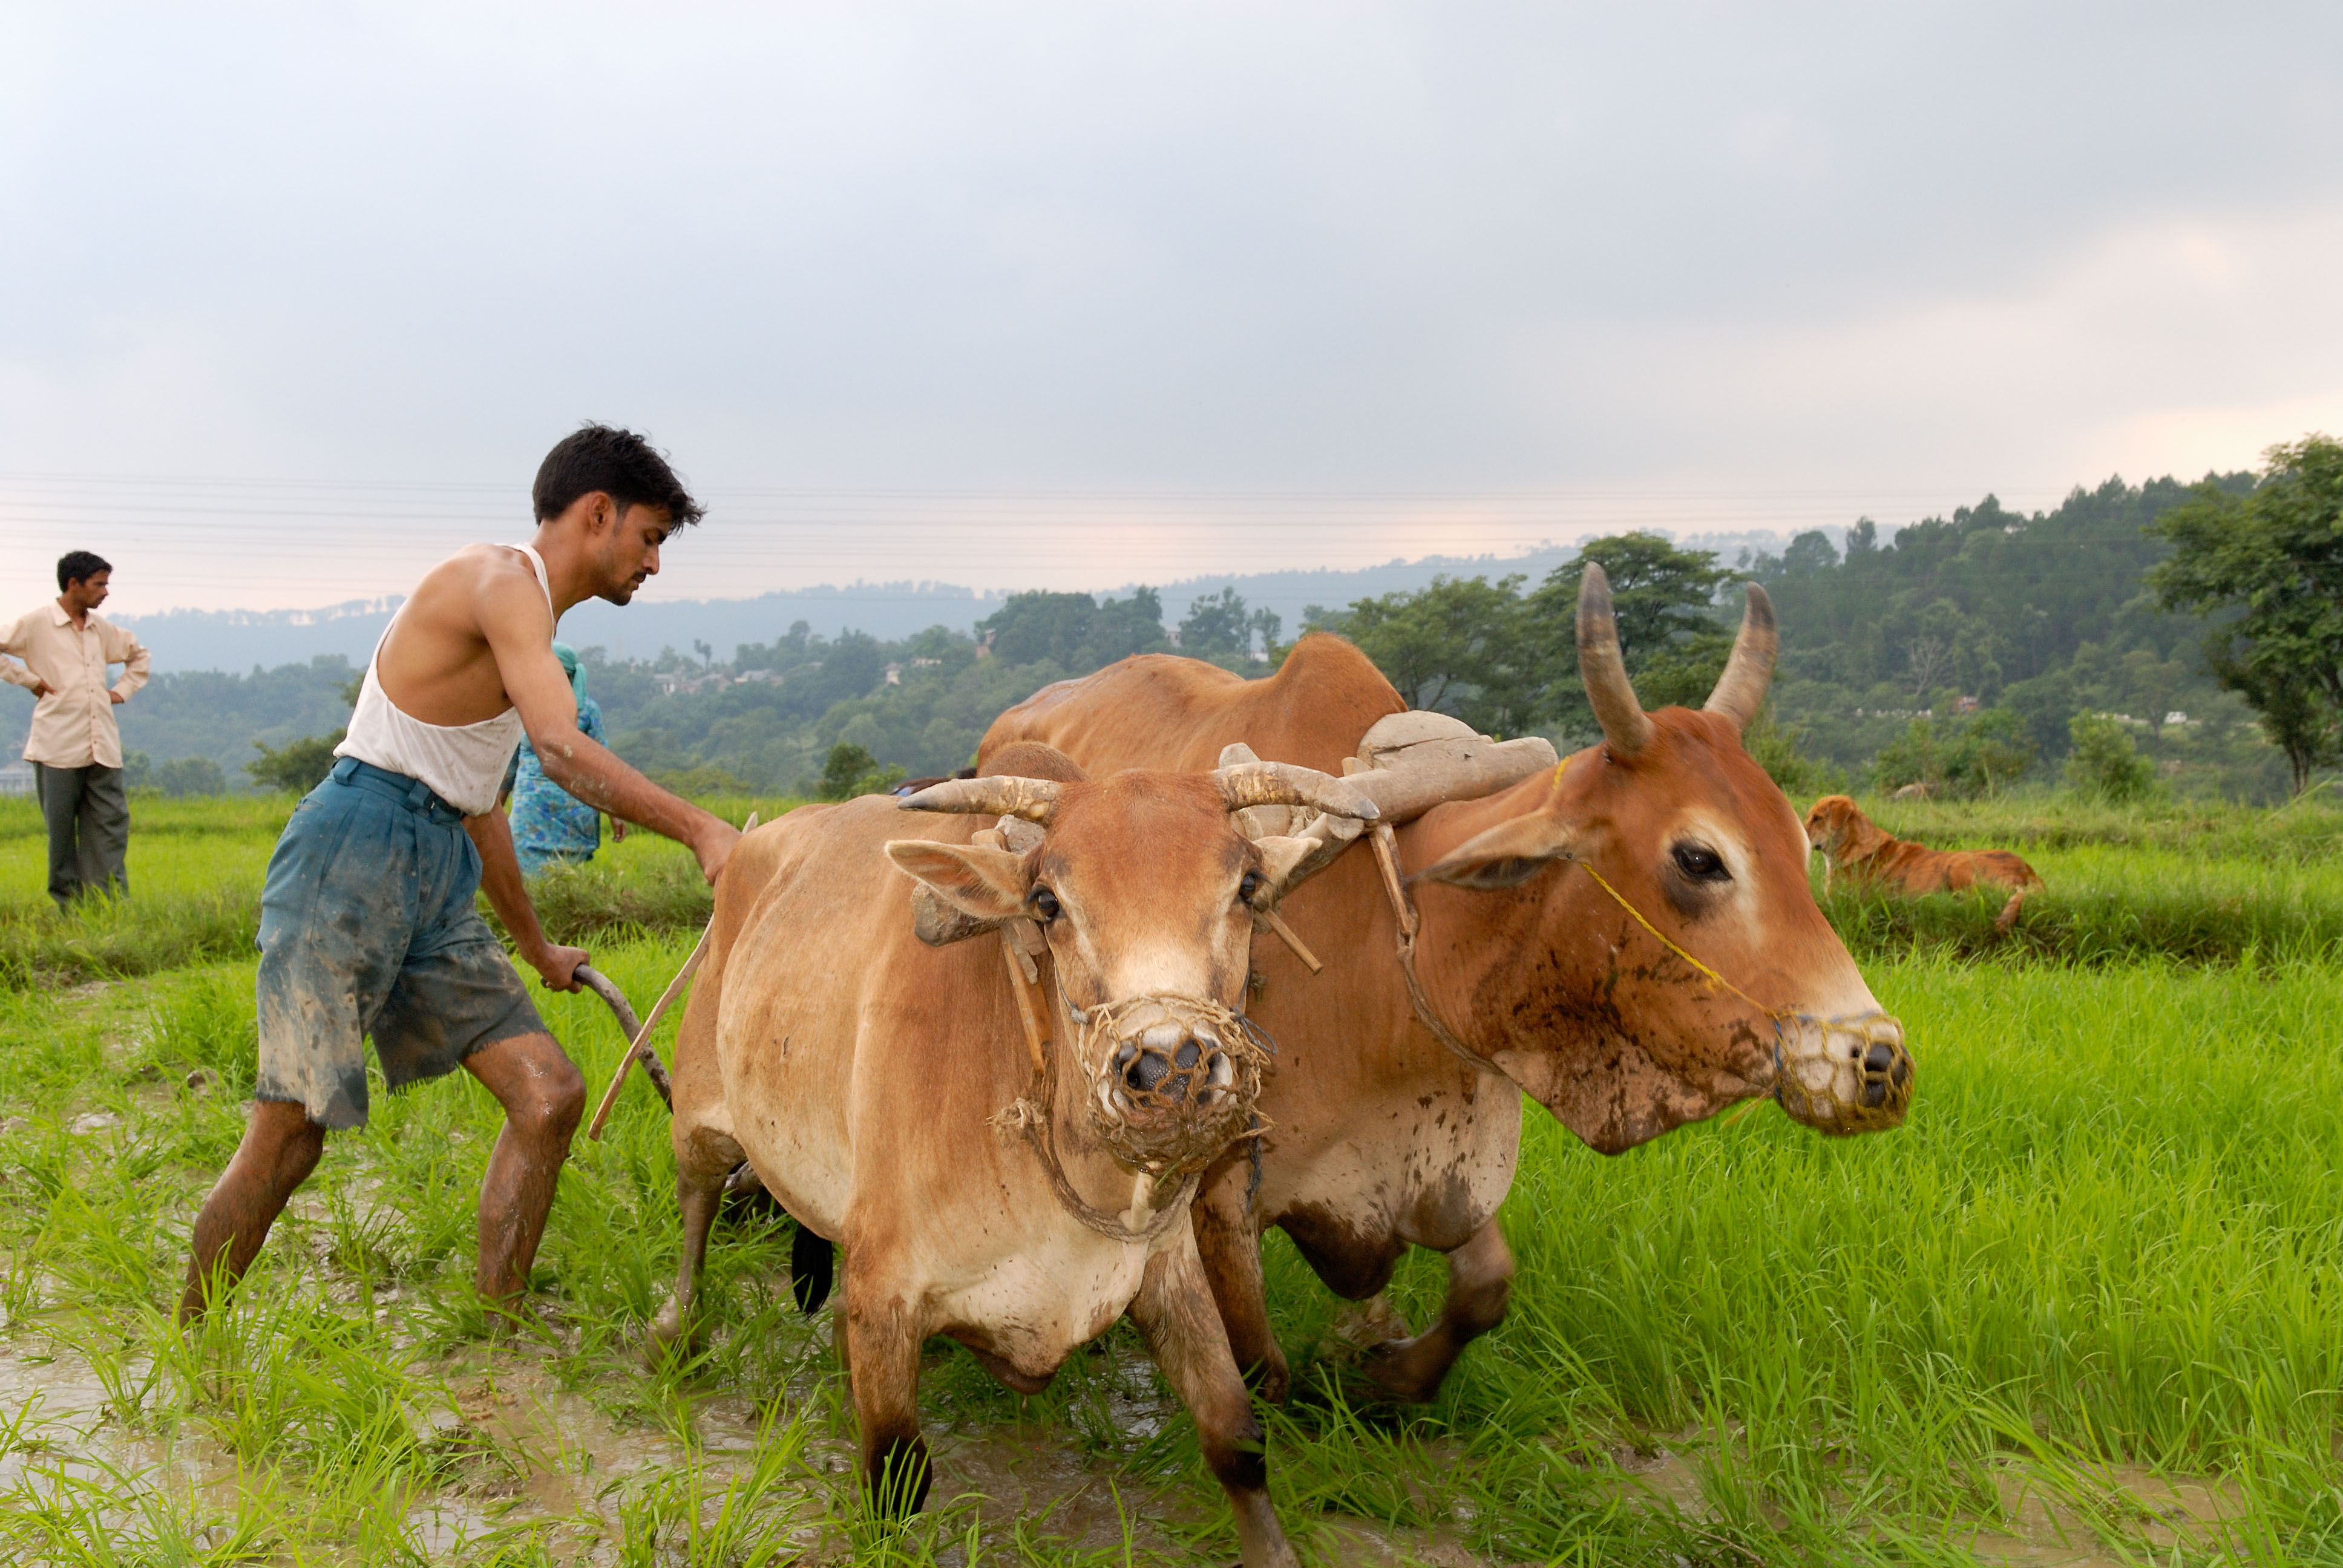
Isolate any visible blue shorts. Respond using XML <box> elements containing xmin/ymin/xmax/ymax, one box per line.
<box><xmin>255</xmin><ymin>757</ymin><xmax>546</xmax><ymax>1129</ymax></box>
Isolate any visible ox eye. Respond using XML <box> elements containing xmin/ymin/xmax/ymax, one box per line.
<box><xmin>1238</xmin><ymin>869</ymin><xmax>1265</xmax><ymax>906</ymax></box>
<box><xmin>1030</xmin><ymin>885</ymin><xmax>1063</xmax><ymax>923</ymax></box>
<box><xmin>1672</xmin><ymin>843</ymin><xmax>1729</xmax><ymax>883</ymax></box>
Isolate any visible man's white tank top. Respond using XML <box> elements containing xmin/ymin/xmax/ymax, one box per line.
<box><xmin>335</xmin><ymin>544</ymin><xmax>554</xmax><ymax>816</ymax></box>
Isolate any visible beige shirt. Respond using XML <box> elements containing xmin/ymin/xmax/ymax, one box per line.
<box><xmin>0</xmin><ymin>603</ymin><xmax>151</xmax><ymax>768</ymax></box>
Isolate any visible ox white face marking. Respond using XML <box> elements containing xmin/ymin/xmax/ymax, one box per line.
<box><xmin>1040</xmin><ymin>851</ymin><xmax>1257</xmax><ymax>1012</ymax></box>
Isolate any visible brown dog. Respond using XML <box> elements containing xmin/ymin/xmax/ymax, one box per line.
<box><xmin>1803</xmin><ymin>794</ymin><xmax>2042</xmax><ymax>932</ymax></box>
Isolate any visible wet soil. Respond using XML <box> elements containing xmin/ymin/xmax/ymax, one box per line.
<box><xmin>0</xmin><ymin>980</ymin><xmax>2266</xmax><ymax>1565</ymax></box>
<box><xmin>0</xmin><ymin>1298</ymin><xmax>2267</xmax><ymax>1567</ymax></box>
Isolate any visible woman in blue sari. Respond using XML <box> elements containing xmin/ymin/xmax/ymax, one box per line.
<box><xmin>507</xmin><ymin>642</ymin><xmax>623</xmax><ymax>878</ymax></box>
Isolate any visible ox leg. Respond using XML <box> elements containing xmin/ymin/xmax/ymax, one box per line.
<box><xmin>844</xmin><ymin>1262</ymin><xmax>931</xmax><ymax>1517</ymax></box>
<box><xmin>1192</xmin><ymin>1163</ymin><xmax>1289</xmax><ymax>1404</ymax></box>
<box><xmin>1129</xmin><ymin>1229</ymin><xmax>1299</xmax><ymax>1568</ymax></box>
<box><xmin>648</xmin><ymin>1125</ymin><xmax>742</xmax><ymax>1363</ymax></box>
<box><xmin>1363</xmin><ymin>1217</ymin><xmax>1514</xmax><ymax>1404</ymax></box>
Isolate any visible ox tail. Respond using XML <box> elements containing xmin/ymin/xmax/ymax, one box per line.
<box><xmin>1994</xmin><ymin>888</ymin><xmax>2030</xmax><ymax>935</ymax></box>
<box><xmin>722</xmin><ymin>1159</ymin><xmax>835</xmax><ymax>1313</ymax></box>
<box><xmin>792</xmin><ymin>1224</ymin><xmax>836</xmax><ymax>1314</ymax></box>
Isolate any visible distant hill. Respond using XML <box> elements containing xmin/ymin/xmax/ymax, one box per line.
<box><xmin>111</xmin><ymin>532</ymin><xmax>1815</xmax><ymax>675</ymax></box>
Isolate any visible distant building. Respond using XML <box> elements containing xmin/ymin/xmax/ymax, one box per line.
<box><xmin>0</xmin><ymin>762</ymin><xmax>31</xmax><ymax>799</ymax></box>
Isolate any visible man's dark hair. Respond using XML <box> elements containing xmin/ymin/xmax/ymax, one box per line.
<box><xmin>57</xmin><ymin>550</ymin><xmax>111</xmax><ymax>591</ymax></box>
<box><xmin>532</xmin><ymin>424</ymin><xmax>704</xmax><ymax>529</ymax></box>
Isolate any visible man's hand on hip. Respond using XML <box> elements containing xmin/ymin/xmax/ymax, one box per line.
<box><xmin>526</xmin><ymin>942</ymin><xmax>589</xmax><ymax>993</ymax></box>
<box><xmin>108</xmin><ymin>689</ymin><xmax>125</xmax><ymax>705</ymax></box>
<box><xmin>28</xmin><ymin>679</ymin><xmax>50</xmax><ymax>699</ymax></box>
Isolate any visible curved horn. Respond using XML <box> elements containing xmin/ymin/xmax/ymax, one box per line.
<box><xmin>897</xmin><ymin>776</ymin><xmax>1062</xmax><ymax>825</ymax></box>
<box><xmin>1703</xmin><ymin>583</ymin><xmax>1778</xmax><ymax>734</ymax></box>
<box><xmin>1213</xmin><ymin>761</ymin><xmax>1380</xmax><ymax>822</ymax></box>
<box><xmin>1576</xmin><ymin>563</ymin><xmax>1653</xmax><ymax>756</ymax></box>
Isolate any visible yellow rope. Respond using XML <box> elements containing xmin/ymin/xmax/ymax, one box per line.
<box><xmin>1545</xmin><ymin>754</ymin><xmax>1785</xmax><ymax>1024</ymax></box>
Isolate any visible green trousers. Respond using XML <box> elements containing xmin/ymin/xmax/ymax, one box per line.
<box><xmin>34</xmin><ymin>762</ymin><xmax>128</xmax><ymax>911</ymax></box>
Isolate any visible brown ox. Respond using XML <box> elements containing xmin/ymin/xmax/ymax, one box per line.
<box><xmin>658</xmin><ymin>752</ymin><xmax>1374</xmax><ymax>1568</ymax></box>
<box><xmin>978</xmin><ymin>567</ymin><xmax>1914</xmax><ymax>1403</ymax></box>
<box><xmin>1803</xmin><ymin>793</ymin><xmax>2042</xmax><ymax>932</ymax></box>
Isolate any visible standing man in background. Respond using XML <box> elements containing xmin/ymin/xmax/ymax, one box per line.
<box><xmin>0</xmin><ymin>552</ymin><xmax>150</xmax><ymax>910</ymax></box>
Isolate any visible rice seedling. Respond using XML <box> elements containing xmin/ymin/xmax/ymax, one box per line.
<box><xmin>5</xmin><ymin>795</ymin><xmax>2343</xmax><ymax>1561</ymax></box>
<box><xmin>1847</xmin><ymin>785</ymin><xmax>2343</xmax><ymax>859</ymax></box>
<box><xmin>1824</xmin><ymin>843</ymin><xmax>2343</xmax><ymax>965</ymax></box>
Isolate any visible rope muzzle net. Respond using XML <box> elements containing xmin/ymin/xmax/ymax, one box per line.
<box><xmin>991</xmin><ymin>923</ymin><xmax>1274</xmax><ymax>1243</ymax></box>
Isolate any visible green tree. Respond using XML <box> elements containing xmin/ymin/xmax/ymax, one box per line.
<box><xmin>817</xmin><ymin>742</ymin><xmax>903</xmax><ymax>800</ymax></box>
<box><xmin>2063</xmin><ymin>713</ymin><xmax>2158</xmax><ymax>802</ymax></box>
<box><xmin>1869</xmin><ymin>708</ymin><xmax>2034</xmax><ymax>797</ymax></box>
<box><xmin>1943</xmin><ymin>708</ymin><xmax>2036</xmax><ymax>795</ymax></box>
<box><xmin>2147</xmin><ymin>435</ymin><xmax>2343</xmax><ymax>793</ymax></box>
<box><xmin>1870</xmin><ymin>719</ymin><xmax>1942</xmax><ymax>792</ymax></box>
<box><xmin>1308</xmin><ymin>575</ymin><xmax>1535</xmax><ymax>734</ymax></box>
<box><xmin>1178</xmin><ymin>587</ymin><xmax>1280</xmax><ymax>664</ymax></box>
<box><xmin>1899</xmin><ymin>598</ymin><xmax>2004</xmax><ymax>702</ymax></box>
<box><xmin>1527</xmin><ymin>533</ymin><xmax>1732</xmax><ymax>734</ymax></box>
<box><xmin>980</xmin><ymin>589</ymin><xmax>1168</xmax><ymax>668</ymax></box>
<box><xmin>248</xmin><ymin>731</ymin><xmax>345</xmax><ymax>794</ymax></box>
<box><xmin>154</xmin><ymin>755</ymin><xmax>228</xmax><ymax>797</ymax></box>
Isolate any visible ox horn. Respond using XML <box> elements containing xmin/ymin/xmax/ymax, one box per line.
<box><xmin>898</xmin><ymin>775</ymin><xmax>1062</xmax><ymax>825</ymax></box>
<box><xmin>1703</xmin><ymin>583</ymin><xmax>1778</xmax><ymax>735</ymax></box>
<box><xmin>1213</xmin><ymin>761</ymin><xmax>1380</xmax><ymax>822</ymax></box>
<box><xmin>1576</xmin><ymin>563</ymin><xmax>1653</xmax><ymax>757</ymax></box>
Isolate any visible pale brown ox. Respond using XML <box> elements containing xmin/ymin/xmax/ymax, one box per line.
<box><xmin>1803</xmin><ymin>794</ymin><xmax>2042</xmax><ymax>932</ymax></box>
<box><xmin>978</xmin><ymin>566</ymin><xmax>1915</xmax><ymax>1403</ymax></box>
<box><xmin>658</xmin><ymin>753</ymin><xmax>1374</xmax><ymax>1567</ymax></box>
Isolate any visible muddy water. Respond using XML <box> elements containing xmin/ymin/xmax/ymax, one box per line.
<box><xmin>0</xmin><ymin>1315</ymin><xmax>2261</xmax><ymax>1567</ymax></box>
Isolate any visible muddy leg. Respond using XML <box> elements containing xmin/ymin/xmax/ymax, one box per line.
<box><xmin>1129</xmin><ymin>1229</ymin><xmax>1299</xmax><ymax>1568</ymax></box>
<box><xmin>648</xmin><ymin>1127</ymin><xmax>744</xmax><ymax>1361</ymax></box>
<box><xmin>462</xmin><ymin>1032</ymin><xmax>586</xmax><ymax>1305</ymax></box>
<box><xmin>844</xmin><ymin>1259</ymin><xmax>930</xmax><ymax>1517</ymax></box>
<box><xmin>1365</xmin><ymin>1216</ymin><xmax>1513</xmax><ymax>1403</ymax></box>
<box><xmin>177</xmin><ymin>1099</ymin><xmax>326</xmax><ymax>1324</ymax></box>
<box><xmin>1192</xmin><ymin>1164</ymin><xmax>1289</xmax><ymax>1403</ymax></box>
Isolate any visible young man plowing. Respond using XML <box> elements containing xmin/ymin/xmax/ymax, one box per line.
<box><xmin>179</xmin><ymin>425</ymin><xmax>740</xmax><ymax>1324</ymax></box>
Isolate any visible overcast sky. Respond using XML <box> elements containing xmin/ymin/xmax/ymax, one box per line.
<box><xmin>4</xmin><ymin>3</ymin><xmax>2341</xmax><ymax>615</ymax></box>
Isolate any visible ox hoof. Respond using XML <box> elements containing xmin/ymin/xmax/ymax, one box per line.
<box><xmin>644</xmin><ymin>1301</ymin><xmax>701</xmax><ymax>1368</ymax></box>
<box><xmin>1362</xmin><ymin>1334</ymin><xmax>1447</xmax><ymax>1404</ymax></box>
<box><xmin>865</xmin><ymin>1434</ymin><xmax>932</xmax><ymax>1518</ymax></box>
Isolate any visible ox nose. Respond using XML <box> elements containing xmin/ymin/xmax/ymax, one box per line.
<box><xmin>1110</xmin><ymin>1022</ymin><xmax>1236</xmax><ymax>1114</ymax></box>
<box><xmin>1772</xmin><ymin>1013</ymin><xmax>1912</xmax><ymax>1135</ymax></box>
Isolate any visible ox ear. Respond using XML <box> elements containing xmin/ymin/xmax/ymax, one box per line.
<box><xmin>1412</xmin><ymin>814</ymin><xmax>1576</xmax><ymax>892</ymax></box>
<box><xmin>884</xmin><ymin>840</ymin><xmax>1030</xmax><ymax>922</ymax></box>
<box><xmin>1253</xmin><ymin>834</ymin><xmax>1317</xmax><ymax>897</ymax></box>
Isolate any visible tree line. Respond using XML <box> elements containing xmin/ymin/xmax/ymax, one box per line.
<box><xmin>37</xmin><ymin>436</ymin><xmax>2342</xmax><ymax>804</ymax></box>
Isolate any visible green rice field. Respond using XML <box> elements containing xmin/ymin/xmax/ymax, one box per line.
<box><xmin>2</xmin><ymin>791</ymin><xmax>2342</xmax><ymax>1564</ymax></box>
